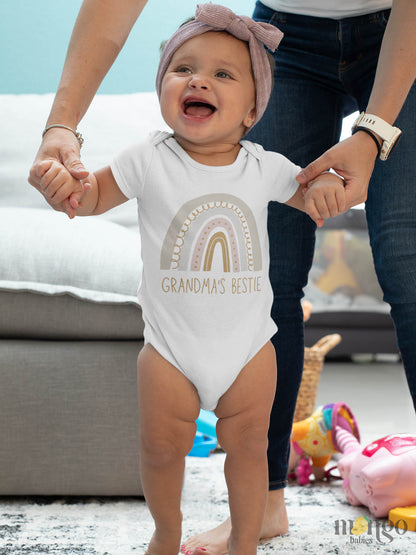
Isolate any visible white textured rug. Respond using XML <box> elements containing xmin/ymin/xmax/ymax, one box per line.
<box><xmin>0</xmin><ymin>452</ymin><xmax>414</xmax><ymax>554</ymax></box>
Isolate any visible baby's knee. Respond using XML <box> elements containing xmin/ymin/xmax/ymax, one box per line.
<box><xmin>140</xmin><ymin>434</ymin><xmax>190</xmax><ymax>469</ymax></box>
<box><xmin>216</xmin><ymin>417</ymin><xmax>269</xmax><ymax>459</ymax></box>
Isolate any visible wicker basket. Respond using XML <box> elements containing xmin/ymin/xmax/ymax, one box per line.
<box><xmin>293</xmin><ymin>334</ymin><xmax>342</xmax><ymax>423</ymax></box>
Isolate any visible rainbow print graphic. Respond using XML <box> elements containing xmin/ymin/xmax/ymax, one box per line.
<box><xmin>160</xmin><ymin>194</ymin><xmax>262</xmax><ymax>272</ymax></box>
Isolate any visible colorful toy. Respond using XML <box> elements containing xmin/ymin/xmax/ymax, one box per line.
<box><xmin>389</xmin><ymin>505</ymin><xmax>416</xmax><ymax>531</ymax></box>
<box><xmin>188</xmin><ymin>410</ymin><xmax>218</xmax><ymax>457</ymax></box>
<box><xmin>289</xmin><ymin>402</ymin><xmax>359</xmax><ymax>484</ymax></box>
<box><xmin>336</xmin><ymin>428</ymin><xmax>416</xmax><ymax>518</ymax></box>
<box><xmin>196</xmin><ymin>409</ymin><xmax>218</xmax><ymax>439</ymax></box>
<box><xmin>188</xmin><ymin>431</ymin><xmax>217</xmax><ymax>457</ymax></box>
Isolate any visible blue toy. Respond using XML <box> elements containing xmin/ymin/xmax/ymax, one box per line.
<box><xmin>187</xmin><ymin>410</ymin><xmax>218</xmax><ymax>457</ymax></box>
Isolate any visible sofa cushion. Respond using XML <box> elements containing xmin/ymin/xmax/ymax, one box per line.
<box><xmin>0</xmin><ymin>93</ymin><xmax>167</xmax><ymax>228</ymax></box>
<box><xmin>0</xmin><ymin>207</ymin><xmax>144</xmax><ymax>339</ymax></box>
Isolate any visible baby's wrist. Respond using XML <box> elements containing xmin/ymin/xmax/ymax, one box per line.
<box><xmin>313</xmin><ymin>170</ymin><xmax>345</xmax><ymax>189</ymax></box>
<box><xmin>320</xmin><ymin>169</ymin><xmax>344</xmax><ymax>181</ymax></box>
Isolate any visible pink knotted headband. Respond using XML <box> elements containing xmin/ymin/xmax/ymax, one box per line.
<box><xmin>155</xmin><ymin>3</ymin><xmax>284</xmax><ymax>127</ymax></box>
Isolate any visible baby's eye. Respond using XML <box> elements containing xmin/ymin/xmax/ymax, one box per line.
<box><xmin>216</xmin><ymin>71</ymin><xmax>231</xmax><ymax>79</ymax></box>
<box><xmin>176</xmin><ymin>66</ymin><xmax>192</xmax><ymax>74</ymax></box>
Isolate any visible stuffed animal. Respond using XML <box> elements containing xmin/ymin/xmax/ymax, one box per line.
<box><xmin>335</xmin><ymin>428</ymin><xmax>416</xmax><ymax>518</ymax></box>
<box><xmin>289</xmin><ymin>402</ymin><xmax>359</xmax><ymax>484</ymax></box>
<box><xmin>314</xmin><ymin>231</ymin><xmax>360</xmax><ymax>297</ymax></box>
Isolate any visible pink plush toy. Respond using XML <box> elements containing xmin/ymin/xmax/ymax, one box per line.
<box><xmin>335</xmin><ymin>428</ymin><xmax>416</xmax><ymax>518</ymax></box>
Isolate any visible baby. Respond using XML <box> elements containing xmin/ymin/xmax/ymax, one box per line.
<box><xmin>37</xmin><ymin>4</ymin><xmax>345</xmax><ymax>554</ymax></box>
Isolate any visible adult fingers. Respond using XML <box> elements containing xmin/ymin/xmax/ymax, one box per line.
<box><xmin>296</xmin><ymin>152</ymin><xmax>332</xmax><ymax>185</ymax></box>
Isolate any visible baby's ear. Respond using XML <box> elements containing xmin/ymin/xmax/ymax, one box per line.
<box><xmin>243</xmin><ymin>107</ymin><xmax>256</xmax><ymax>129</ymax></box>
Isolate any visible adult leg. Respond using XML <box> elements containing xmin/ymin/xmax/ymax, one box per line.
<box><xmin>248</xmin><ymin>6</ymin><xmax>355</xmax><ymax>496</ymax></box>
<box><xmin>250</xmin><ymin>41</ymin><xmax>346</xmax><ymax>494</ymax></box>
<box><xmin>364</xmin><ymin>81</ymin><xmax>416</xmax><ymax>410</ymax></box>
<box><xmin>138</xmin><ymin>344</ymin><xmax>200</xmax><ymax>555</ymax></box>
<box><xmin>343</xmin><ymin>7</ymin><xmax>416</xmax><ymax>410</ymax></box>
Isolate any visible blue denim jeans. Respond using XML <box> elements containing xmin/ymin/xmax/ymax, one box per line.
<box><xmin>247</xmin><ymin>1</ymin><xmax>416</xmax><ymax>490</ymax></box>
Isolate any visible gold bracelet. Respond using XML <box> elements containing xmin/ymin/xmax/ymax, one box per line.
<box><xmin>42</xmin><ymin>124</ymin><xmax>84</xmax><ymax>148</ymax></box>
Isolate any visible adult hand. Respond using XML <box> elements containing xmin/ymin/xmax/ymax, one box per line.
<box><xmin>296</xmin><ymin>132</ymin><xmax>379</xmax><ymax>210</ymax></box>
<box><xmin>28</xmin><ymin>127</ymin><xmax>89</xmax><ymax>217</ymax></box>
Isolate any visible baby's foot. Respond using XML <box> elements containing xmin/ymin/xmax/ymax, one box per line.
<box><xmin>181</xmin><ymin>490</ymin><xmax>289</xmax><ymax>555</ymax></box>
<box><xmin>145</xmin><ymin>529</ymin><xmax>181</xmax><ymax>555</ymax></box>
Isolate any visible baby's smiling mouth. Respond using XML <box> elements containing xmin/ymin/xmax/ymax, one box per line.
<box><xmin>183</xmin><ymin>100</ymin><xmax>217</xmax><ymax>118</ymax></box>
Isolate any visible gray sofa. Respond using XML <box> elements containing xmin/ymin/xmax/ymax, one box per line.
<box><xmin>1</xmin><ymin>207</ymin><xmax>145</xmax><ymax>495</ymax></box>
<box><xmin>0</xmin><ymin>94</ymin><xmax>164</xmax><ymax>495</ymax></box>
<box><xmin>0</xmin><ymin>94</ymin><xmax>397</xmax><ymax>496</ymax></box>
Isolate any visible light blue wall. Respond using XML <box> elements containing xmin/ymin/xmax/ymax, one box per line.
<box><xmin>0</xmin><ymin>0</ymin><xmax>255</xmax><ymax>94</ymax></box>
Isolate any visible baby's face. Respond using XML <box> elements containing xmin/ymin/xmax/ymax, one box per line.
<box><xmin>160</xmin><ymin>32</ymin><xmax>256</xmax><ymax>152</ymax></box>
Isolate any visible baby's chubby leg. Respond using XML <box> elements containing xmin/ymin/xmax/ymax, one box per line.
<box><xmin>213</xmin><ymin>341</ymin><xmax>277</xmax><ymax>555</ymax></box>
<box><xmin>137</xmin><ymin>344</ymin><xmax>200</xmax><ymax>555</ymax></box>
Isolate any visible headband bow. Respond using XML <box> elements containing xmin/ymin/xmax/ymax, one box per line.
<box><xmin>155</xmin><ymin>3</ymin><xmax>284</xmax><ymax>127</ymax></box>
<box><xmin>195</xmin><ymin>4</ymin><xmax>282</xmax><ymax>51</ymax></box>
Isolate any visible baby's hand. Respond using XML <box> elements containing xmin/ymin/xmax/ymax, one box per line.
<box><xmin>304</xmin><ymin>173</ymin><xmax>346</xmax><ymax>227</ymax></box>
<box><xmin>37</xmin><ymin>160</ymin><xmax>91</xmax><ymax>218</ymax></box>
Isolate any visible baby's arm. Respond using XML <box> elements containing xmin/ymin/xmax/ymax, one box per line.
<box><xmin>285</xmin><ymin>172</ymin><xmax>346</xmax><ymax>227</ymax></box>
<box><xmin>37</xmin><ymin>160</ymin><xmax>128</xmax><ymax>217</ymax></box>
<box><xmin>72</xmin><ymin>166</ymin><xmax>129</xmax><ymax>216</ymax></box>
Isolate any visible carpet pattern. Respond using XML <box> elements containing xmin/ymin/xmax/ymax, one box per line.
<box><xmin>0</xmin><ymin>452</ymin><xmax>414</xmax><ymax>554</ymax></box>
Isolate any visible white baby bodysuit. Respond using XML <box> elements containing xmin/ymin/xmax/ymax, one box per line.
<box><xmin>111</xmin><ymin>131</ymin><xmax>300</xmax><ymax>410</ymax></box>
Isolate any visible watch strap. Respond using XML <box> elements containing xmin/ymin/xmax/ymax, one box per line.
<box><xmin>354</xmin><ymin>113</ymin><xmax>395</xmax><ymax>141</ymax></box>
<box><xmin>352</xmin><ymin>112</ymin><xmax>402</xmax><ymax>161</ymax></box>
<box><xmin>351</xmin><ymin>127</ymin><xmax>381</xmax><ymax>158</ymax></box>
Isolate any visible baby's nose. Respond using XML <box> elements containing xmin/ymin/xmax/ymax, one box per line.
<box><xmin>189</xmin><ymin>75</ymin><xmax>209</xmax><ymax>90</ymax></box>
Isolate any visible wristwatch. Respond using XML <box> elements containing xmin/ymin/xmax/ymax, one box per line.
<box><xmin>351</xmin><ymin>112</ymin><xmax>402</xmax><ymax>161</ymax></box>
